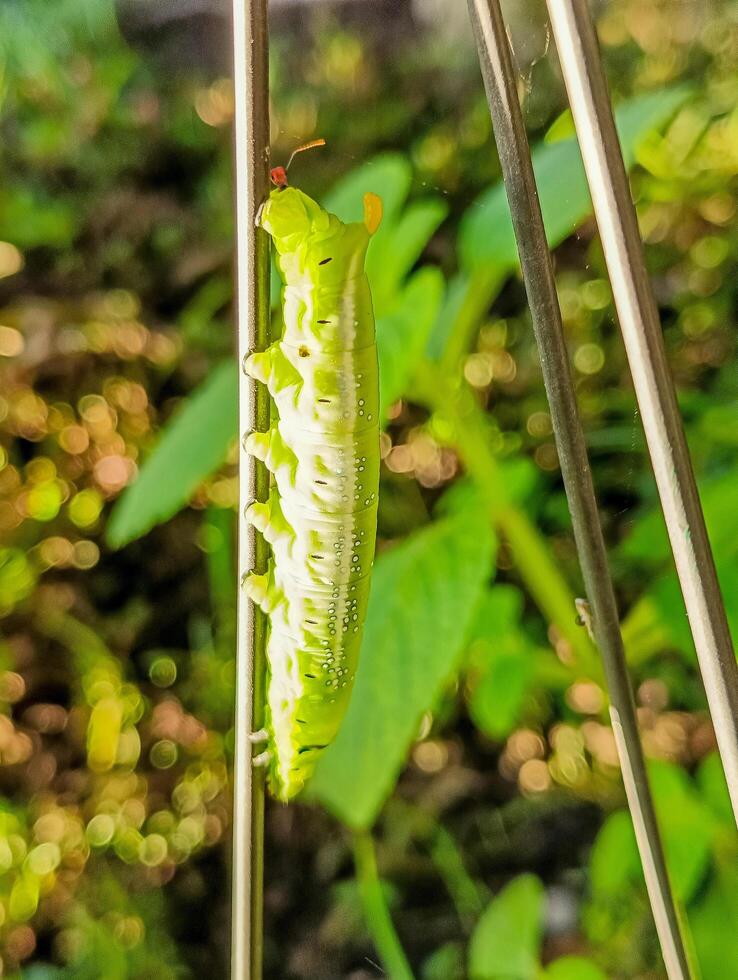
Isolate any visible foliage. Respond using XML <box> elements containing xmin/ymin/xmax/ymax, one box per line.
<box><xmin>311</xmin><ymin>506</ymin><xmax>496</xmax><ymax>828</ymax></box>
<box><xmin>468</xmin><ymin>874</ymin><xmax>544</xmax><ymax>980</ymax></box>
<box><xmin>106</xmin><ymin>361</ymin><xmax>237</xmax><ymax>547</ymax></box>
<box><xmin>1</xmin><ymin>0</ymin><xmax>738</xmax><ymax>976</ymax></box>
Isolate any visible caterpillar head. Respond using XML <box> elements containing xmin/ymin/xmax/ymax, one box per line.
<box><xmin>259</xmin><ymin>186</ymin><xmax>326</xmax><ymax>254</ymax></box>
<box><xmin>260</xmin><ymin>187</ymin><xmax>382</xmax><ymax>250</ymax></box>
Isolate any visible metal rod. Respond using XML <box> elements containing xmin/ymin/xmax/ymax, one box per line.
<box><xmin>545</xmin><ymin>0</ymin><xmax>738</xmax><ymax>826</ymax></box>
<box><xmin>231</xmin><ymin>0</ymin><xmax>271</xmax><ymax>976</ymax></box>
<box><xmin>465</xmin><ymin>1</ymin><xmax>692</xmax><ymax>976</ymax></box>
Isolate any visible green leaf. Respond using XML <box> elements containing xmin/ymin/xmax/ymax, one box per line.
<box><xmin>107</xmin><ymin>361</ymin><xmax>237</xmax><ymax>547</ymax></box>
<box><xmin>422</xmin><ymin>942</ymin><xmax>465</xmax><ymax>980</ymax></box>
<box><xmin>691</xmin><ymin>867</ymin><xmax>738</xmax><ymax>980</ymax></box>
<box><xmin>459</xmin><ymin>87</ymin><xmax>689</xmax><ymax>272</ymax></box>
<box><xmin>466</xmin><ymin>587</ymin><xmax>536</xmax><ymax>740</ymax></box>
<box><xmin>468</xmin><ymin>874</ymin><xmax>545</xmax><ymax>980</ymax></box>
<box><xmin>312</xmin><ymin>508</ymin><xmax>496</xmax><ymax>828</ymax></box>
<box><xmin>589</xmin><ymin>810</ymin><xmax>640</xmax><ymax>897</ymax></box>
<box><xmin>323</xmin><ymin>153</ymin><xmax>412</xmax><ymax>228</ymax></box>
<box><xmin>0</xmin><ymin>185</ymin><xmax>79</xmax><ymax>249</ymax></box>
<box><xmin>697</xmin><ymin>752</ymin><xmax>736</xmax><ymax>828</ymax></box>
<box><xmin>621</xmin><ymin>464</ymin><xmax>738</xmax><ymax>567</ymax></box>
<box><xmin>627</xmin><ymin>551</ymin><xmax>738</xmax><ymax>661</ymax></box>
<box><xmin>377</xmin><ymin>266</ymin><xmax>445</xmax><ymax>420</ymax></box>
<box><xmin>436</xmin><ymin>459</ymin><xmax>539</xmax><ymax>517</ymax></box>
<box><xmin>322</xmin><ymin>152</ymin><xmax>446</xmax><ymax>315</ymax></box>
<box><xmin>468</xmin><ymin>649</ymin><xmax>534</xmax><ymax>741</ymax></box>
<box><xmin>543</xmin><ymin>957</ymin><xmax>607</xmax><ymax>980</ymax></box>
<box><xmin>590</xmin><ymin>763</ymin><xmax>715</xmax><ymax>905</ymax></box>
<box><xmin>650</xmin><ymin>761</ymin><xmax>715</xmax><ymax>903</ymax></box>
<box><xmin>368</xmin><ymin>199</ymin><xmax>447</xmax><ymax>313</ymax></box>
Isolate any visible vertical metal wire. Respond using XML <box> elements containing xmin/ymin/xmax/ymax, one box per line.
<box><xmin>465</xmin><ymin>1</ymin><xmax>691</xmax><ymax>976</ymax></box>
<box><xmin>544</xmin><ymin>0</ymin><xmax>738</xmax><ymax>827</ymax></box>
<box><xmin>231</xmin><ymin>0</ymin><xmax>271</xmax><ymax>977</ymax></box>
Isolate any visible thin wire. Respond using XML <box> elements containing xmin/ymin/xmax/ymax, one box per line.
<box><xmin>545</xmin><ymin>0</ymin><xmax>738</xmax><ymax>826</ymax></box>
<box><xmin>465</xmin><ymin>1</ymin><xmax>692</xmax><ymax>976</ymax></box>
<box><xmin>231</xmin><ymin>0</ymin><xmax>271</xmax><ymax>977</ymax></box>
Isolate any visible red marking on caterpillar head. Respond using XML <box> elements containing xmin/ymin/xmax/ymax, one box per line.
<box><xmin>270</xmin><ymin>139</ymin><xmax>326</xmax><ymax>189</ymax></box>
<box><xmin>270</xmin><ymin>166</ymin><xmax>288</xmax><ymax>189</ymax></box>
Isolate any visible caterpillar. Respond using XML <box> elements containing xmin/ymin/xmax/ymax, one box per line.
<box><xmin>242</xmin><ymin>153</ymin><xmax>382</xmax><ymax>802</ymax></box>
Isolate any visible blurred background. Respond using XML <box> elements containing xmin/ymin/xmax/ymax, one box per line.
<box><xmin>2</xmin><ymin>0</ymin><xmax>738</xmax><ymax>976</ymax></box>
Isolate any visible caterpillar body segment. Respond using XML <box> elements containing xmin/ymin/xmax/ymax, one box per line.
<box><xmin>244</xmin><ymin>344</ymin><xmax>379</xmax><ymax>434</ymax></box>
<box><xmin>245</xmin><ymin>185</ymin><xmax>381</xmax><ymax>801</ymax></box>
<box><xmin>245</xmin><ymin>424</ymin><xmax>380</xmax><ymax>514</ymax></box>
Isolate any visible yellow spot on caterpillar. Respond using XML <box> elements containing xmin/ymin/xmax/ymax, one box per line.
<box><xmin>363</xmin><ymin>192</ymin><xmax>383</xmax><ymax>235</ymax></box>
<box><xmin>298</xmin><ymin>345</ymin><xmax>310</xmax><ymax>357</ymax></box>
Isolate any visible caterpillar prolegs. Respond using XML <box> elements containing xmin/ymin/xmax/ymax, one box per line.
<box><xmin>243</xmin><ymin>181</ymin><xmax>382</xmax><ymax>801</ymax></box>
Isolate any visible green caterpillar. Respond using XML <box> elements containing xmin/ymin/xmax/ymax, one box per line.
<box><xmin>243</xmin><ymin>174</ymin><xmax>382</xmax><ymax>802</ymax></box>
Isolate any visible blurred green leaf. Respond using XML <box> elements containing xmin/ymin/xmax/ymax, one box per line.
<box><xmin>468</xmin><ymin>648</ymin><xmax>534</xmax><ymax>741</ymax></box>
<box><xmin>422</xmin><ymin>942</ymin><xmax>465</xmax><ymax>980</ymax></box>
<box><xmin>628</xmin><ymin>553</ymin><xmax>738</xmax><ymax>661</ymax></box>
<box><xmin>691</xmin><ymin>867</ymin><xmax>738</xmax><ymax>980</ymax></box>
<box><xmin>0</xmin><ymin>185</ymin><xmax>79</xmax><ymax>249</ymax></box>
<box><xmin>466</xmin><ymin>587</ymin><xmax>536</xmax><ymax>740</ymax></box>
<box><xmin>459</xmin><ymin>87</ymin><xmax>689</xmax><ymax>272</ymax></box>
<box><xmin>697</xmin><ymin>752</ymin><xmax>736</xmax><ymax>828</ymax></box>
<box><xmin>621</xmin><ymin>465</ymin><xmax>738</xmax><ymax>567</ymax></box>
<box><xmin>377</xmin><ymin>266</ymin><xmax>445</xmax><ymax>420</ymax></box>
<box><xmin>468</xmin><ymin>874</ymin><xmax>545</xmax><ymax>980</ymax></box>
<box><xmin>369</xmin><ymin>199</ymin><xmax>447</xmax><ymax>313</ymax></box>
<box><xmin>589</xmin><ymin>810</ymin><xmax>640</xmax><ymax>897</ymax></box>
<box><xmin>323</xmin><ymin>151</ymin><xmax>447</xmax><ymax>315</ymax></box>
<box><xmin>650</xmin><ymin>761</ymin><xmax>715</xmax><ymax>903</ymax></box>
<box><xmin>543</xmin><ymin>957</ymin><xmax>607</xmax><ymax>980</ymax></box>
<box><xmin>591</xmin><ymin>762</ymin><xmax>716</xmax><ymax>906</ymax></box>
<box><xmin>323</xmin><ymin>153</ymin><xmax>412</xmax><ymax>228</ymax></box>
<box><xmin>312</xmin><ymin>507</ymin><xmax>496</xmax><ymax>828</ymax></box>
<box><xmin>0</xmin><ymin>547</ymin><xmax>37</xmax><ymax>618</ymax></box>
<box><xmin>107</xmin><ymin>361</ymin><xmax>237</xmax><ymax>547</ymax></box>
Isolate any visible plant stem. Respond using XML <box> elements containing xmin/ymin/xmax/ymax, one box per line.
<box><xmin>231</xmin><ymin>0</ymin><xmax>271</xmax><ymax>976</ymax></box>
<box><xmin>353</xmin><ymin>831</ymin><xmax>415</xmax><ymax>980</ymax></box>
<box><xmin>412</xmin><ymin>362</ymin><xmax>600</xmax><ymax>678</ymax></box>
<box><xmin>426</xmin><ymin>821</ymin><xmax>487</xmax><ymax>929</ymax></box>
